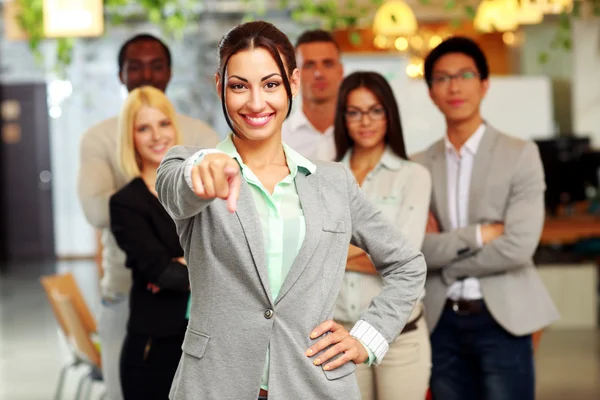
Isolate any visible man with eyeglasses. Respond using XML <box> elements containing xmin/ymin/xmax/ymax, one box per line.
<box><xmin>282</xmin><ymin>29</ymin><xmax>344</xmax><ymax>161</ymax></box>
<box><xmin>413</xmin><ymin>37</ymin><xmax>558</xmax><ymax>400</ymax></box>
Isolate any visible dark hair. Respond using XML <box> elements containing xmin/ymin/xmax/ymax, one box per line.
<box><xmin>334</xmin><ymin>71</ymin><xmax>408</xmax><ymax>161</ymax></box>
<box><xmin>117</xmin><ymin>34</ymin><xmax>172</xmax><ymax>73</ymax></box>
<box><xmin>295</xmin><ymin>29</ymin><xmax>340</xmax><ymax>51</ymax></box>
<box><xmin>217</xmin><ymin>21</ymin><xmax>296</xmax><ymax>135</ymax></box>
<box><xmin>424</xmin><ymin>36</ymin><xmax>489</xmax><ymax>88</ymax></box>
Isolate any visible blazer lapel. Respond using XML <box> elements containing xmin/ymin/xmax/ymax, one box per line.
<box><xmin>274</xmin><ymin>172</ymin><xmax>322</xmax><ymax>305</ymax></box>
<box><xmin>468</xmin><ymin>126</ymin><xmax>498</xmax><ymax>223</ymax></box>
<box><xmin>430</xmin><ymin>142</ymin><xmax>451</xmax><ymax>231</ymax></box>
<box><xmin>235</xmin><ymin>181</ymin><xmax>274</xmax><ymax>306</ymax></box>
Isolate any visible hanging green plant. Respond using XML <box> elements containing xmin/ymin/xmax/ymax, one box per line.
<box><xmin>12</xmin><ymin>0</ymin><xmax>600</xmax><ymax>73</ymax></box>
<box><xmin>13</xmin><ymin>0</ymin><xmax>196</xmax><ymax>77</ymax></box>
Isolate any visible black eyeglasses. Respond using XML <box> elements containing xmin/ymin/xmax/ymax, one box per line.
<box><xmin>344</xmin><ymin>106</ymin><xmax>386</xmax><ymax>122</ymax></box>
<box><xmin>430</xmin><ymin>70</ymin><xmax>480</xmax><ymax>86</ymax></box>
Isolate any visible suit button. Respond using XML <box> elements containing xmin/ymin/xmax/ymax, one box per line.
<box><xmin>264</xmin><ymin>309</ymin><xmax>274</xmax><ymax>319</ymax></box>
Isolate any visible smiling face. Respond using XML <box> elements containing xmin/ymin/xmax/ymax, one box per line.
<box><xmin>133</xmin><ymin>106</ymin><xmax>177</xmax><ymax>169</ymax></box>
<box><xmin>119</xmin><ymin>40</ymin><xmax>171</xmax><ymax>93</ymax></box>
<box><xmin>428</xmin><ymin>52</ymin><xmax>489</xmax><ymax>124</ymax></box>
<box><xmin>345</xmin><ymin>87</ymin><xmax>387</xmax><ymax>150</ymax></box>
<box><xmin>216</xmin><ymin>47</ymin><xmax>299</xmax><ymax>142</ymax></box>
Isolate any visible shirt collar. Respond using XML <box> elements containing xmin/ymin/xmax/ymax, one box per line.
<box><xmin>216</xmin><ymin>134</ymin><xmax>317</xmax><ymax>180</ymax></box>
<box><xmin>380</xmin><ymin>147</ymin><xmax>403</xmax><ymax>170</ymax></box>
<box><xmin>288</xmin><ymin>109</ymin><xmax>310</xmax><ymax>132</ymax></box>
<box><xmin>444</xmin><ymin>123</ymin><xmax>486</xmax><ymax>156</ymax></box>
<box><xmin>340</xmin><ymin>145</ymin><xmax>403</xmax><ymax>171</ymax></box>
<box><xmin>288</xmin><ymin>109</ymin><xmax>334</xmax><ymax>137</ymax></box>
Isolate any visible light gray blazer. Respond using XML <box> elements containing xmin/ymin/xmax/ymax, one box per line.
<box><xmin>413</xmin><ymin>126</ymin><xmax>559</xmax><ymax>336</ymax></box>
<box><xmin>156</xmin><ymin>146</ymin><xmax>426</xmax><ymax>400</ymax></box>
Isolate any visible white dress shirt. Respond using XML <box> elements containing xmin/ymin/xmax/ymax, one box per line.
<box><xmin>281</xmin><ymin>109</ymin><xmax>336</xmax><ymax>161</ymax></box>
<box><xmin>445</xmin><ymin>124</ymin><xmax>486</xmax><ymax>301</ymax></box>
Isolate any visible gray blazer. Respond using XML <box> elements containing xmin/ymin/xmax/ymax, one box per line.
<box><xmin>413</xmin><ymin>126</ymin><xmax>559</xmax><ymax>336</ymax></box>
<box><xmin>156</xmin><ymin>146</ymin><xmax>426</xmax><ymax>400</ymax></box>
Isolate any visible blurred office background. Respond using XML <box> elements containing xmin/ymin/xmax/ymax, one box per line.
<box><xmin>0</xmin><ymin>0</ymin><xmax>599</xmax><ymax>399</ymax></box>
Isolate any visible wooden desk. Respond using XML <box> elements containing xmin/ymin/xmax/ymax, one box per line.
<box><xmin>540</xmin><ymin>214</ymin><xmax>600</xmax><ymax>245</ymax></box>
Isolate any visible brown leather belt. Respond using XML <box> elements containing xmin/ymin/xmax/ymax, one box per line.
<box><xmin>400</xmin><ymin>311</ymin><xmax>423</xmax><ymax>334</ymax></box>
<box><xmin>259</xmin><ymin>388</ymin><xmax>268</xmax><ymax>398</ymax></box>
<box><xmin>445</xmin><ymin>299</ymin><xmax>484</xmax><ymax>315</ymax></box>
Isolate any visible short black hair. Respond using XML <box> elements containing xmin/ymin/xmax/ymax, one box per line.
<box><xmin>295</xmin><ymin>29</ymin><xmax>340</xmax><ymax>51</ymax></box>
<box><xmin>117</xmin><ymin>34</ymin><xmax>172</xmax><ymax>73</ymax></box>
<box><xmin>424</xmin><ymin>36</ymin><xmax>489</xmax><ymax>88</ymax></box>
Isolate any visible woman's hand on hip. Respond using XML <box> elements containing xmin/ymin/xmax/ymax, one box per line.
<box><xmin>190</xmin><ymin>153</ymin><xmax>241</xmax><ymax>213</ymax></box>
<box><xmin>305</xmin><ymin>320</ymin><xmax>368</xmax><ymax>370</ymax></box>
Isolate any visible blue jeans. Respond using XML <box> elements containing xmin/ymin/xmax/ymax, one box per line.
<box><xmin>430</xmin><ymin>300</ymin><xmax>534</xmax><ymax>400</ymax></box>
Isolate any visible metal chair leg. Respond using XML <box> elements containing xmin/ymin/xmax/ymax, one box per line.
<box><xmin>53</xmin><ymin>364</ymin><xmax>70</xmax><ymax>400</ymax></box>
<box><xmin>83</xmin><ymin>375</ymin><xmax>93</xmax><ymax>400</ymax></box>
<box><xmin>74</xmin><ymin>373</ymin><xmax>89</xmax><ymax>400</ymax></box>
<box><xmin>53</xmin><ymin>360</ymin><xmax>78</xmax><ymax>400</ymax></box>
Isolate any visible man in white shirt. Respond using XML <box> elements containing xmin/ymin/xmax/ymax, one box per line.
<box><xmin>414</xmin><ymin>37</ymin><xmax>558</xmax><ymax>400</ymax></box>
<box><xmin>77</xmin><ymin>34</ymin><xmax>218</xmax><ymax>400</ymax></box>
<box><xmin>282</xmin><ymin>30</ymin><xmax>343</xmax><ymax>161</ymax></box>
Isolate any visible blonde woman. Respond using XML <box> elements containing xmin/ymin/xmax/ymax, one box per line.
<box><xmin>109</xmin><ymin>86</ymin><xmax>189</xmax><ymax>400</ymax></box>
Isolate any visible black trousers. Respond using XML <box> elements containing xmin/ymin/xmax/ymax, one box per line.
<box><xmin>120</xmin><ymin>327</ymin><xmax>186</xmax><ymax>400</ymax></box>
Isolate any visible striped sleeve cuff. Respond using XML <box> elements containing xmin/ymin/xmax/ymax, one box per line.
<box><xmin>184</xmin><ymin>149</ymin><xmax>224</xmax><ymax>190</ymax></box>
<box><xmin>350</xmin><ymin>320</ymin><xmax>389</xmax><ymax>366</ymax></box>
<box><xmin>475</xmin><ymin>224</ymin><xmax>483</xmax><ymax>248</ymax></box>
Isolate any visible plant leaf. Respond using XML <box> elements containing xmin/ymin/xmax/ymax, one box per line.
<box><xmin>559</xmin><ymin>12</ymin><xmax>570</xmax><ymax>30</ymax></box>
<box><xmin>444</xmin><ymin>0</ymin><xmax>457</xmax><ymax>10</ymax></box>
<box><xmin>464</xmin><ymin>5</ymin><xmax>476</xmax><ymax>19</ymax></box>
<box><xmin>349</xmin><ymin>31</ymin><xmax>362</xmax><ymax>45</ymax></box>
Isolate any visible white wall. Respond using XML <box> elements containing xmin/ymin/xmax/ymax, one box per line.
<box><xmin>400</xmin><ymin>76</ymin><xmax>555</xmax><ymax>154</ymax></box>
<box><xmin>520</xmin><ymin>21</ymin><xmax>573</xmax><ymax>134</ymax></box>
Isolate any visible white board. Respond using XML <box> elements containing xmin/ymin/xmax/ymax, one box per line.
<box><xmin>399</xmin><ymin>76</ymin><xmax>555</xmax><ymax>154</ymax></box>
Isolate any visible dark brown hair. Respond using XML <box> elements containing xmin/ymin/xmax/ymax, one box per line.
<box><xmin>334</xmin><ymin>71</ymin><xmax>408</xmax><ymax>161</ymax></box>
<box><xmin>217</xmin><ymin>21</ymin><xmax>296</xmax><ymax>135</ymax></box>
<box><xmin>295</xmin><ymin>29</ymin><xmax>340</xmax><ymax>51</ymax></box>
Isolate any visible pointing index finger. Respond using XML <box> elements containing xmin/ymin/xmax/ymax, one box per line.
<box><xmin>224</xmin><ymin>160</ymin><xmax>240</xmax><ymax>213</ymax></box>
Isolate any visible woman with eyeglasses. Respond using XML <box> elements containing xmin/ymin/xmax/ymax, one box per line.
<box><xmin>333</xmin><ymin>71</ymin><xmax>432</xmax><ymax>400</ymax></box>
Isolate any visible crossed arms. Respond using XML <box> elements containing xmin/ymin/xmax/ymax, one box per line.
<box><xmin>422</xmin><ymin>142</ymin><xmax>545</xmax><ymax>284</ymax></box>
